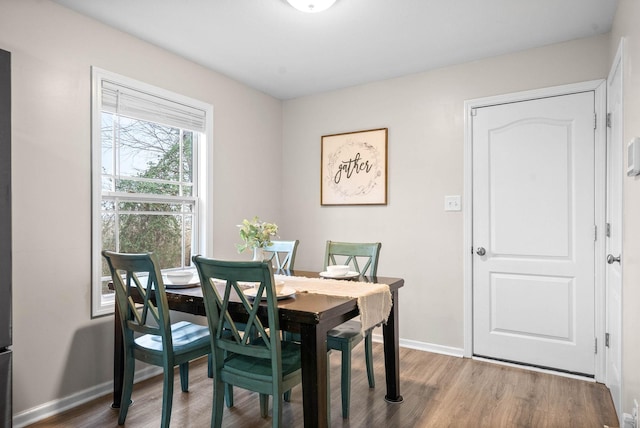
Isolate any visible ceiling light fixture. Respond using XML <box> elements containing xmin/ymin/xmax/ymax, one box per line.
<box><xmin>286</xmin><ymin>0</ymin><xmax>337</xmax><ymax>13</ymax></box>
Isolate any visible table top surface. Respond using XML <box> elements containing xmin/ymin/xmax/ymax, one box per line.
<box><xmin>162</xmin><ymin>269</ymin><xmax>404</xmax><ymax>326</ymax></box>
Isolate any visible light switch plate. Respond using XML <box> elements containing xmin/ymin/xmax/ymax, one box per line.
<box><xmin>445</xmin><ymin>195</ymin><xmax>461</xmax><ymax>211</ymax></box>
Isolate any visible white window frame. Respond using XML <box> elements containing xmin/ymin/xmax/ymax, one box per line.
<box><xmin>91</xmin><ymin>67</ymin><xmax>214</xmax><ymax>317</ymax></box>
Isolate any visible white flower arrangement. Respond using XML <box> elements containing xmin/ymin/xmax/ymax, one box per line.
<box><xmin>236</xmin><ymin>216</ymin><xmax>279</xmax><ymax>253</ymax></box>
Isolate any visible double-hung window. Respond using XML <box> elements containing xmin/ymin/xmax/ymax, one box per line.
<box><xmin>91</xmin><ymin>67</ymin><xmax>213</xmax><ymax>317</ymax></box>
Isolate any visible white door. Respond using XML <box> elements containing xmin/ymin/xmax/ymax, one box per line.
<box><xmin>605</xmin><ymin>43</ymin><xmax>623</xmax><ymax>418</ymax></box>
<box><xmin>472</xmin><ymin>92</ymin><xmax>596</xmax><ymax>375</ymax></box>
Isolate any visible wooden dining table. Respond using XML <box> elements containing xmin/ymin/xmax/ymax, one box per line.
<box><xmin>111</xmin><ymin>269</ymin><xmax>404</xmax><ymax>428</ymax></box>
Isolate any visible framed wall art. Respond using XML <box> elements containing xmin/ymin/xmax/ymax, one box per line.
<box><xmin>321</xmin><ymin>128</ymin><xmax>388</xmax><ymax>206</ymax></box>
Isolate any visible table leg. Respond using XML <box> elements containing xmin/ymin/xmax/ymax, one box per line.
<box><xmin>383</xmin><ymin>289</ymin><xmax>403</xmax><ymax>403</ymax></box>
<box><xmin>300</xmin><ymin>322</ymin><xmax>329</xmax><ymax>428</ymax></box>
<box><xmin>111</xmin><ymin>303</ymin><xmax>124</xmax><ymax>408</ymax></box>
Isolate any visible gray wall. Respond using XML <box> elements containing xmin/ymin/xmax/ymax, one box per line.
<box><xmin>282</xmin><ymin>35</ymin><xmax>611</xmax><ymax>349</ymax></box>
<box><xmin>1</xmin><ymin>0</ymin><xmax>283</xmax><ymax>417</ymax></box>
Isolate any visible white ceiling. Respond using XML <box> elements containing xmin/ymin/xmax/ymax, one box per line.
<box><xmin>52</xmin><ymin>0</ymin><xmax>618</xmax><ymax>100</ymax></box>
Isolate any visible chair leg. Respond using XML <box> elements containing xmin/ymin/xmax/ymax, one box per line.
<box><xmin>161</xmin><ymin>366</ymin><xmax>174</xmax><ymax>428</ymax></box>
<box><xmin>118</xmin><ymin>355</ymin><xmax>135</xmax><ymax>425</ymax></box>
<box><xmin>282</xmin><ymin>332</ymin><xmax>297</xmax><ymax>402</ymax></box>
<box><xmin>208</xmin><ymin>354</ymin><xmax>213</xmax><ymax>378</ymax></box>
<box><xmin>225</xmin><ymin>383</ymin><xmax>234</xmax><ymax>407</ymax></box>
<box><xmin>327</xmin><ymin>352</ymin><xmax>331</xmax><ymax>421</ymax></box>
<box><xmin>364</xmin><ymin>334</ymin><xmax>375</xmax><ymax>388</ymax></box>
<box><xmin>340</xmin><ymin>346</ymin><xmax>352</xmax><ymax>419</ymax></box>
<box><xmin>272</xmin><ymin>393</ymin><xmax>283</xmax><ymax>428</ymax></box>
<box><xmin>259</xmin><ymin>393</ymin><xmax>269</xmax><ymax>418</ymax></box>
<box><xmin>212</xmin><ymin>378</ymin><xmax>225</xmax><ymax>428</ymax></box>
<box><xmin>179</xmin><ymin>362</ymin><xmax>189</xmax><ymax>392</ymax></box>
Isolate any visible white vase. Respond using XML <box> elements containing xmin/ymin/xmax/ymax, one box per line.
<box><xmin>252</xmin><ymin>247</ymin><xmax>265</xmax><ymax>261</ymax></box>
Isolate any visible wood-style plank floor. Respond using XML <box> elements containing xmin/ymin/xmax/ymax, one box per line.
<box><xmin>26</xmin><ymin>343</ymin><xmax>618</xmax><ymax>427</ymax></box>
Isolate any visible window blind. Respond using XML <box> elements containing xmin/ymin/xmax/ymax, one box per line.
<box><xmin>101</xmin><ymin>80</ymin><xmax>206</xmax><ymax>133</ymax></box>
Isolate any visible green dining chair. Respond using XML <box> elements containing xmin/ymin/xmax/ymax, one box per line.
<box><xmin>226</xmin><ymin>239</ymin><xmax>299</xmax><ymax>407</ymax></box>
<box><xmin>263</xmin><ymin>240</ymin><xmax>299</xmax><ymax>271</ymax></box>
<box><xmin>193</xmin><ymin>256</ymin><xmax>303</xmax><ymax>428</ymax></box>
<box><xmin>324</xmin><ymin>240</ymin><xmax>382</xmax><ymax>418</ymax></box>
<box><xmin>102</xmin><ymin>251</ymin><xmax>211</xmax><ymax>428</ymax></box>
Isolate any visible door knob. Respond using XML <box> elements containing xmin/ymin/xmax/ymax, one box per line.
<box><xmin>476</xmin><ymin>247</ymin><xmax>486</xmax><ymax>256</ymax></box>
<box><xmin>607</xmin><ymin>254</ymin><xmax>621</xmax><ymax>264</ymax></box>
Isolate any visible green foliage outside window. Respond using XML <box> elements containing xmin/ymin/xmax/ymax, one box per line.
<box><xmin>101</xmin><ymin>114</ymin><xmax>196</xmax><ymax>289</ymax></box>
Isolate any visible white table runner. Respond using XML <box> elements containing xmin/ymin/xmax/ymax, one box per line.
<box><xmin>274</xmin><ymin>274</ymin><xmax>392</xmax><ymax>335</ymax></box>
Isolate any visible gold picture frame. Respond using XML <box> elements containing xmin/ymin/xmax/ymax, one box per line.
<box><xmin>321</xmin><ymin>128</ymin><xmax>388</xmax><ymax>206</ymax></box>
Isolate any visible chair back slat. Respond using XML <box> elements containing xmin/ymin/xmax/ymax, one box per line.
<box><xmin>213</xmin><ymin>278</ymin><xmax>272</xmax><ymax>359</ymax></box>
<box><xmin>324</xmin><ymin>241</ymin><xmax>381</xmax><ymax>276</ymax></box>
<box><xmin>193</xmin><ymin>257</ymin><xmax>282</xmax><ymax>363</ymax></box>
<box><xmin>102</xmin><ymin>251</ymin><xmax>172</xmax><ymax>346</ymax></box>
<box><xmin>263</xmin><ymin>240</ymin><xmax>299</xmax><ymax>270</ymax></box>
<box><xmin>201</xmin><ymin>276</ymin><xmax>244</xmax><ymax>343</ymax></box>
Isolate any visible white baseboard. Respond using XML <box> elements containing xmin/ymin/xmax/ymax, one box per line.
<box><xmin>12</xmin><ymin>366</ymin><xmax>162</xmax><ymax>428</ymax></box>
<box><xmin>370</xmin><ymin>333</ymin><xmax>465</xmax><ymax>358</ymax></box>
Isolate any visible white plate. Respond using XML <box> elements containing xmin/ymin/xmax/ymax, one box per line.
<box><xmin>244</xmin><ymin>286</ymin><xmax>296</xmax><ymax>300</ymax></box>
<box><xmin>319</xmin><ymin>271</ymin><xmax>360</xmax><ymax>279</ymax></box>
<box><xmin>164</xmin><ymin>279</ymin><xmax>200</xmax><ymax>289</ymax></box>
<box><xmin>166</xmin><ymin>272</ymin><xmax>194</xmax><ymax>281</ymax></box>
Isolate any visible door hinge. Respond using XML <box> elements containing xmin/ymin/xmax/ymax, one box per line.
<box><xmin>605</xmin><ymin>332</ymin><xmax>610</xmax><ymax>348</ymax></box>
<box><xmin>594</xmin><ymin>113</ymin><xmax>597</xmax><ymax>130</ymax></box>
<box><xmin>595</xmin><ymin>338</ymin><xmax>598</xmax><ymax>354</ymax></box>
<box><xmin>607</xmin><ymin>112</ymin><xmax>612</xmax><ymax>128</ymax></box>
<box><xmin>594</xmin><ymin>225</ymin><xmax>597</xmax><ymax>241</ymax></box>
<box><xmin>471</xmin><ymin>108</ymin><xmax>478</xmax><ymax>117</ymax></box>
<box><xmin>606</xmin><ymin>223</ymin><xmax>611</xmax><ymax>238</ymax></box>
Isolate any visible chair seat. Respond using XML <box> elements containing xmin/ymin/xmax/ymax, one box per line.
<box><xmin>223</xmin><ymin>341</ymin><xmax>301</xmax><ymax>381</ymax></box>
<box><xmin>136</xmin><ymin>321</ymin><xmax>210</xmax><ymax>354</ymax></box>
<box><xmin>327</xmin><ymin>320</ymin><xmax>363</xmax><ymax>344</ymax></box>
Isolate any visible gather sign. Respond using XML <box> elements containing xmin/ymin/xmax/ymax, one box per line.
<box><xmin>321</xmin><ymin>128</ymin><xmax>387</xmax><ymax>205</ymax></box>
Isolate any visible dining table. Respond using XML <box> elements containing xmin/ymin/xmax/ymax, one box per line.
<box><xmin>110</xmin><ymin>269</ymin><xmax>404</xmax><ymax>428</ymax></box>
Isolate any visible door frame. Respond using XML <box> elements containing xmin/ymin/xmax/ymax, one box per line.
<box><xmin>463</xmin><ymin>79</ymin><xmax>607</xmax><ymax>381</ymax></box>
<box><xmin>605</xmin><ymin>38</ymin><xmax>625</xmax><ymax>419</ymax></box>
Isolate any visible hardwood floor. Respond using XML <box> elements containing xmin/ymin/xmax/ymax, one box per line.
<box><xmin>26</xmin><ymin>344</ymin><xmax>618</xmax><ymax>427</ymax></box>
